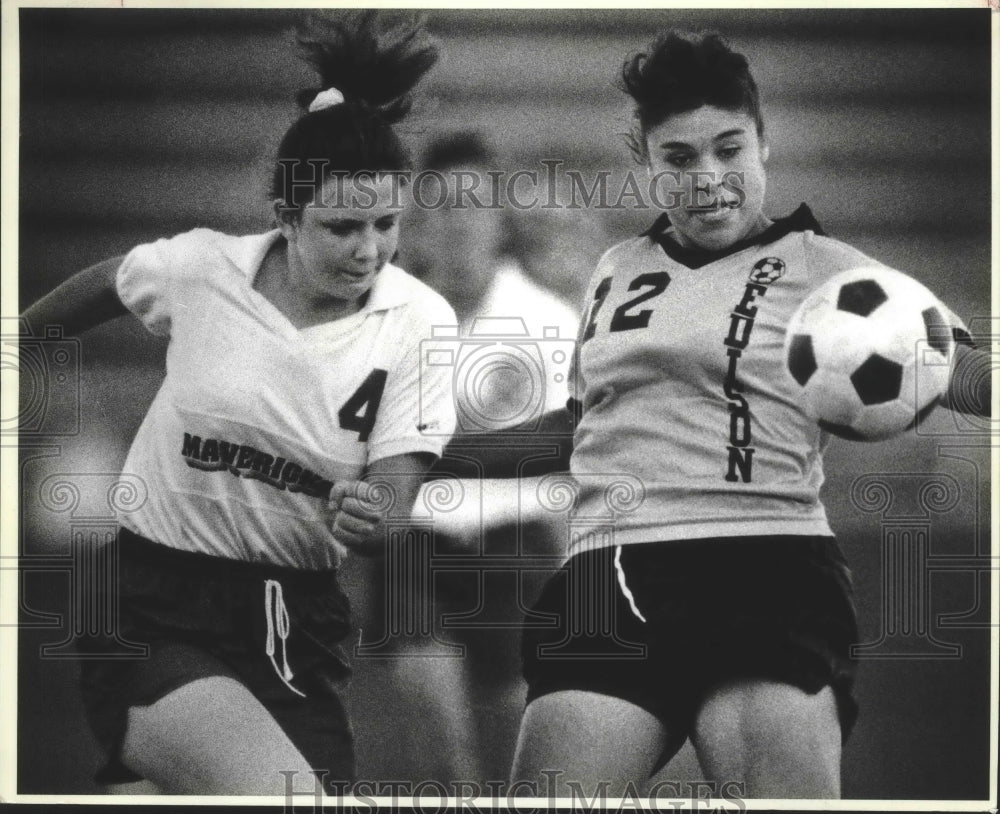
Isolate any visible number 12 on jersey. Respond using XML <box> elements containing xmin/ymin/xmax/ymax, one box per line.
<box><xmin>583</xmin><ymin>272</ymin><xmax>671</xmax><ymax>341</ymax></box>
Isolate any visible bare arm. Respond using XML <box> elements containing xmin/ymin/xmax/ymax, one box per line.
<box><xmin>328</xmin><ymin>452</ymin><xmax>437</xmax><ymax>557</ymax></box>
<box><xmin>364</xmin><ymin>451</ymin><xmax>437</xmax><ymax>519</ymax></box>
<box><xmin>416</xmin><ymin>407</ymin><xmax>577</xmax><ymax>541</ymax></box>
<box><xmin>427</xmin><ymin>406</ymin><xmax>576</xmax><ymax>481</ymax></box>
<box><xmin>20</xmin><ymin>256</ymin><xmax>128</xmax><ymax>337</ymax></box>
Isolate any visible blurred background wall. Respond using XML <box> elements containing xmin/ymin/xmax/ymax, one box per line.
<box><xmin>14</xmin><ymin>7</ymin><xmax>992</xmax><ymax>800</ymax></box>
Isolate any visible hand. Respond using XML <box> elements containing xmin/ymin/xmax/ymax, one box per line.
<box><xmin>327</xmin><ymin>480</ymin><xmax>386</xmax><ymax>556</ymax></box>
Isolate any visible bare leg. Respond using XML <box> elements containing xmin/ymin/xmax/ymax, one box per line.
<box><xmin>510</xmin><ymin>690</ymin><xmax>680</xmax><ymax>798</ymax></box>
<box><xmin>388</xmin><ymin>651</ymin><xmax>484</xmax><ymax>781</ymax></box>
<box><xmin>691</xmin><ymin>679</ymin><xmax>841</xmax><ymax>799</ymax></box>
<box><xmin>119</xmin><ymin>676</ymin><xmax>321</xmax><ymax>797</ymax></box>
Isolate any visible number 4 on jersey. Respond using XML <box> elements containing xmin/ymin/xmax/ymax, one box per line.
<box><xmin>338</xmin><ymin>369</ymin><xmax>387</xmax><ymax>442</ymax></box>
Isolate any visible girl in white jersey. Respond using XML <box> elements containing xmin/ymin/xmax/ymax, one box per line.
<box><xmin>505</xmin><ymin>31</ymin><xmax>989</xmax><ymax>799</ymax></box>
<box><xmin>21</xmin><ymin>12</ymin><xmax>456</xmax><ymax>796</ymax></box>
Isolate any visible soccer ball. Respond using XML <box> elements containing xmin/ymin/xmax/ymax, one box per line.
<box><xmin>784</xmin><ymin>266</ymin><xmax>955</xmax><ymax>441</ymax></box>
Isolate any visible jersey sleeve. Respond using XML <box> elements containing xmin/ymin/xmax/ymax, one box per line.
<box><xmin>806</xmin><ymin>233</ymin><xmax>975</xmax><ymax>345</ymax></box>
<box><xmin>806</xmin><ymin>234</ymin><xmax>976</xmax><ymax>348</ymax></box>
<box><xmin>936</xmin><ymin>302</ymin><xmax>974</xmax><ymax>347</ymax></box>
<box><xmin>366</xmin><ymin>298</ymin><xmax>459</xmax><ymax>463</ymax></box>
<box><xmin>566</xmin><ymin>309</ymin><xmax>588</xmax><ymax>418</ymax></box>
<box><xmin>116</xmin><ymin>228</ymin><xmax>213</xmax><ymax>337</ymax></box>
<box><xmin>803</xmin><ymin>232</ymin><xmax>881</xmax><ymax>281</ymax></box>
<box><xmin>568</xmin><ymin>244</ymin><xmax>620</xmax><ymax>414</ymax></box>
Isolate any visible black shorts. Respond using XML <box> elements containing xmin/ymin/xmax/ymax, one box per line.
<box><xmin>521</xmin><ymin>535</ymin><xmax>860</xmax><ymax>756</ymax></box>
<box><xmin>76</xmin><ymin>528</ymin><xmax>355</xmax><ymax>791</ymax></box>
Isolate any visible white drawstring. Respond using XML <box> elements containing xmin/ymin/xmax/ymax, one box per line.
<box><xmin>264</xmin><ymin>579</ymin><xmax>305</xmax><ymax>697</ymax></box>
<box><xmin>614</xmin><ymin>545</ymin><xmax>647</xmax><ymax>623</ymax></box>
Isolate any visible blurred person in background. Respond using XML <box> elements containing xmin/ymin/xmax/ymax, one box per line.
<box><xmin>405</xmin><ymin>130</ymin><xmax>581</xmax><ymax>415</ymax></box>
<box><xmin>510</xmin><ymin>204</ymin><xmax>610</xmax><ymax>315</ymax></box>
<box><xmin>382</xmin><ymin>130</ymin><xmax>580</xmax><ymax>783</ymax></box>
<box><xmin>19</xmin><ymin>11</ymin><xmax>456</xmax><ymax>796</ymax></box>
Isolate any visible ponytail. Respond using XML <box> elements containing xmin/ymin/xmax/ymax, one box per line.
<box><xmin>271</xmin><ymin>10</ymin><xmax>439</xmax><ymax>212</ymax></box>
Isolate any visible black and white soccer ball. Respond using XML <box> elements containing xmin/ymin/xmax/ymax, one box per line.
<box><xmin>784</xmin><ymin>266</ymin><xmax>955</xmax><ymax>441</ymax></box>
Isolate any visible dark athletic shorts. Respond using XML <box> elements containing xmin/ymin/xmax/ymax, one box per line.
<box><xmin>521</xmin><ymin>535</ymin><xmax>860</xmax><ymax>763</ymax></box>
<box><xmin>76</xmin><ymin>528</ymin><xmax>355</xmax><ymax>792</ymax></box>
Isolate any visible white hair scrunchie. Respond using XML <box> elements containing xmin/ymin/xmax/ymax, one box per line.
<box><xmin>309</xmin><ymin>87</ymin><xmax>346</xmax><ymax>113</ymax></box>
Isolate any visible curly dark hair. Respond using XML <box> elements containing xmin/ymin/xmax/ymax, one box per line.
<box><xmin>621</xmin><ymin>31</ymin><xmax>763</xmax><ymax>162</ymax></box>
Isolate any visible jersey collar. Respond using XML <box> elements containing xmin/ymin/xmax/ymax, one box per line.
<box><xmin>233</xmin><ymin>231</ymin><xmax>411</xmax><ymax>313</ymax></box>
<box><xmin>363</xmin><ymin>263</ymin><xmax>411</xmax><ymax>312</ymax></box>
<box><xmin>641</xmin><ymin>204</ymin><xmax>826</xmax><ymax>269</ymax></box>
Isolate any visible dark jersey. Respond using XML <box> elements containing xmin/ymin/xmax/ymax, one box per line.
<box><xmin>570</xmin><ymin>206</ymin><xmax>886</xmax><ymax>551</ymax></box>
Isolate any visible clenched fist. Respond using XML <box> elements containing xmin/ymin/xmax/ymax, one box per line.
<box><xmin>328</xmin><ymin>480</ymin><xmax>386</xmax><ymax>556</ymax></box>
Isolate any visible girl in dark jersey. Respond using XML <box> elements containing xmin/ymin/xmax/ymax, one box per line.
<box><xmin>503</xmin><ymin>31</ymin><xmax>989</xmax><ymax>799</ymax></box>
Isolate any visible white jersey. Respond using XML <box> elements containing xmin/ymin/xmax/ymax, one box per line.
<box><xmin>116</xmin><ymin>228</ymin><xmax>457</xmax><ymax>569</ymax></box>
<box><xmin>457</xmin><ymin>262</ymin><xmax>579</xmax><ymax>427</ymax></box>
<box><xmin>570</xmin><ymin>205</ymin><xmax>957</xmax><ymax>552</ymax></box>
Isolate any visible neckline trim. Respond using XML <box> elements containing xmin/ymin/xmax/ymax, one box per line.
<box><xmin>641</xmin><ymin>204</ymin><xmax>826</xmax><ymax>269</ymax></box>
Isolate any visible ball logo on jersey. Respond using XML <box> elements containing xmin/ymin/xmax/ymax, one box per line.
<box><xmin>749</xmin><ymin>257</ymin><xmax>785</xmax><ymax>285</ymax></box>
